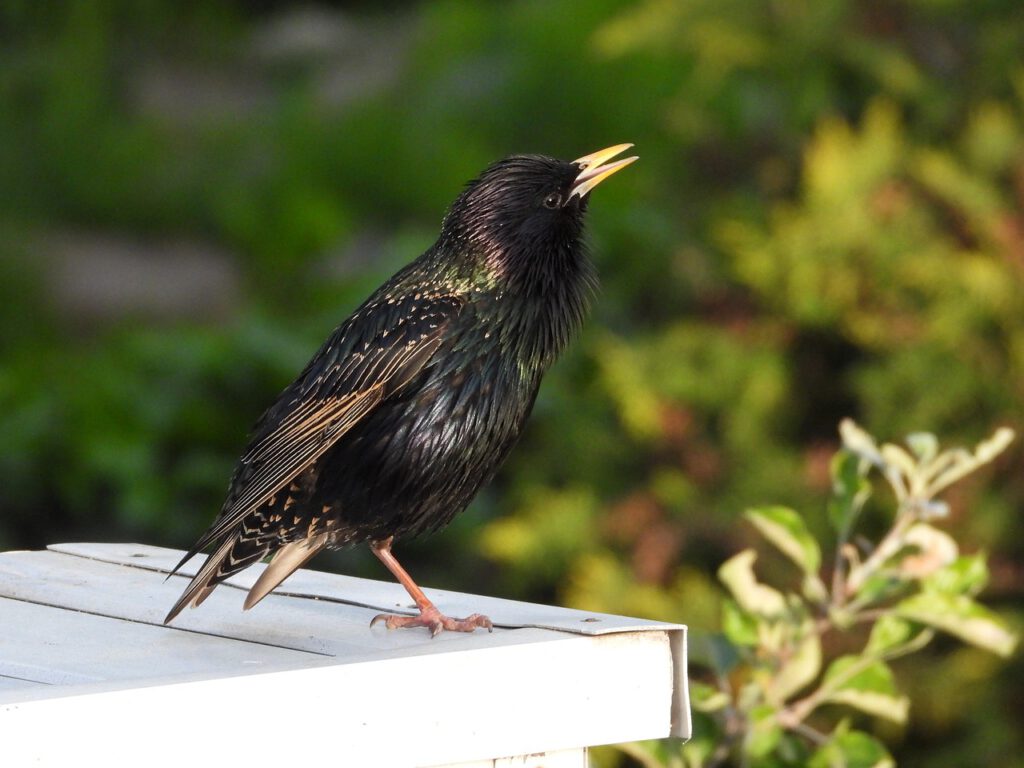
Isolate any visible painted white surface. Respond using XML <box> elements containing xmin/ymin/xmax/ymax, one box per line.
<box><xmin>49</xmin><ymin>541</ymin><xmax>683</xmax><ymax>634</ymax></box>
<box><xmin>0</xmin><ymin>544</ymin><xmax>690</xmax><ymax>766</ymax></box>
<box><xmin>449</xmin><ymin>749</ymin><xmax>588</xmax><ymax>768</ymax></box>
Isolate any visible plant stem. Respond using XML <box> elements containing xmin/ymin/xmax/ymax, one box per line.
<box><xmin>792</xmin><ymin>721</ymin><xmax>830</xmax><ymax>745</ymax></box>
<box><xmin>845</xmin><ymin>508</ymin><xmax>916</xmax><ymax>596</ymax></box>
<box><xmin>779</xmin><ymin>651</ymin><xmax>881</xmax><ymax>728</ymax></box>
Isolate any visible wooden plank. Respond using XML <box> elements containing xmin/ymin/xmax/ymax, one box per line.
<box><xmin>0</xmin><ymin>675</ymin><xmax>47</xmax><ymax>693</ymax></box>
<box><xmin>0</xmin><ymin>549</ymin><xmax>534</xmax><ymax>658</ymax></box>
<box><xmin>49</xmin><ymin>542</ymin><xmax>683</xmax><ymax>636</ymax></box>
<box><xmin>46</xmin><ymin>544</ymin><xmax>688</xmax><ymax>741</ymax></box>
<box><xmin>0</xmin><ymin>596</ymin><xmax>326</xmax><ymax>687</ymax></box>
<box><xmin>1</xmin><ymin>541</ymin><xmax>691</xmax><ymax>760</ymax></box>
<box><xmin>2</xmin><ymin>630</ymin><xmax>673</xmax><ymax>768</ymax></box>
<box><xmin>2</xmin><ymin>545</ymin><xmax>691</xmax><ymax>739</ymax></box>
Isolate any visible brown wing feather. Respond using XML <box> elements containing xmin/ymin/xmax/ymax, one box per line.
<box><xmin>163</xmin><ymin>294</ymin><xmax>462</xmax><ymax>624</ymax></box>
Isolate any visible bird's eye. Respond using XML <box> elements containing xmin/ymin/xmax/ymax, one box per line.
<box><xmin>543</xmin><ymin>192</ymin><xmax>562</xmax><ymax>209</ymax></box>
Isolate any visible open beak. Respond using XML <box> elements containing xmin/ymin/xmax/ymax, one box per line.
<box><xmin>569</xmin><ymin>143</ymin><xmax>638</xmax><ymax>200</ymax></box>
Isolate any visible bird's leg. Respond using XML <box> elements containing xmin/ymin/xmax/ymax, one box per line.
<box><xmin>368</xmin><ymin>537</ymin><xmax>492</xmax><ymax>637</ymax></box>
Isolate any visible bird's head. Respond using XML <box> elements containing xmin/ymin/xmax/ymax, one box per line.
<box><xmin>439</xmin><ymin>144</ymin><xmax>637</xmax><ymax>289</ymax></box>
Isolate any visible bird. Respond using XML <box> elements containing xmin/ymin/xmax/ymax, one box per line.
<box><xmin>164</xmin><ymin>144</ymin><xmax>637</xmax><ymax>635</ymax></box>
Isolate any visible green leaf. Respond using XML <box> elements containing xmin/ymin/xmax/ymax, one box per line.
<box><xmin>772</xmin><ymin>621</ymin><xmax>822</xmax><ymax>701</ymax></box>
<box><xmin>924</xmin><ymin>553</ymin><xmax>989</xmax><ymax>596</ymax></box>
<box><xmin>691</xmin><ymin>681</ymin><xmax>731</xmax><ymax>712</ymax></box>
<box><xmin>866</xmin><ymin>615</ymin><xmax>912</xmax><ymax>655</ymax></box>
<box><xmin>719</xmin><ymin>549</ymin><xmax>788</xmax><ymax>617</ymax></box>
<box><xmin>810</xmin><ymin>729</ymin><xmax>895</xmax><ymax>768</ymax></box>
<box><xmin>853</xmin><ymin>572</ymin><xmax>905</xmax><ymax>607</ymax></box>
<box><xmin>722</xmin><ymin>598</ymin><xmax>760</xmax><ymax>646</ymax></box>
<box><xmin>865</xmin><ymin>614</ymin><xmax>934</xmax><ymax>658</ymax></box>
<box><xmin>828</xmin><ymin>450</ymin><xmax>871</xmax><ymax>537</ymax></box>
<box><xmin>716</xmin><ymin>548</ymin><xmax>786</xmax><ymax>622</ymax></box>
<box><xmin>839</xmin><ymin>419</ymin><xmax>884</xmax><ymax>466</ymax></box>
<box><xmin>821</xmin><ymin>656</ymin><xmax>909</xmax><ymax>723</ymax></box>
<box><xmin>746</xmin><ymin>506</ymin><xmax>822</xmax><ymax>575</ymax></box>
<box><xmin>744</xmin><ymin>704</ymin><xmax>782</xmax><ymax>758</ymax></box>
<box><xmin>895</xmin><ymin>592</ymin><xmax>1018</xmax><ymax>657</ymax></box>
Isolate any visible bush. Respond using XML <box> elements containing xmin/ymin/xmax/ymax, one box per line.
<box><xmin>622</xmin><ymin>422</ymin><xmax>1018</xmax><ymax>767</ymax></box>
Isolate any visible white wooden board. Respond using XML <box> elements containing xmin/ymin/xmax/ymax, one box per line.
<box><xmin>0</xmin><ymin>596</ymin><xmax>326</xmax><ymax>685</ymax></box>
<box><xmin>452</xmin><ymin>750</ymin><xmax>588</xmax><ymax>768</ymax></box>
<box><xmin>3</xmin><ymin>629</ymin><xmax>671</xmax><ymax>766</ymax></box>
<box><xmin>0</xmin><ymin>543</ymin><xmax>691</xmax><ymax>766</ymax></box>
<box><xmin>49</xmin><ymin>541</ymin><xmax>682</xmax><ymax>635</ymax></box>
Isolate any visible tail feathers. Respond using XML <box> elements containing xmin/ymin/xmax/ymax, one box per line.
<box><xmin>243</xmin><ymin>533</ymin><xmax>328</xmax><ymax>610</ymax></box>
<box><xmin>163</xmin><ymin>536</ymin><xmax>269</xmax><ymax>624</ymax></box>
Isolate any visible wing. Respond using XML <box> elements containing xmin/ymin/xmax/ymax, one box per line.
<box><xmin>171</xmin><ymin>291</ymin><xmax>463</xmax><ymax>575</ymax></box>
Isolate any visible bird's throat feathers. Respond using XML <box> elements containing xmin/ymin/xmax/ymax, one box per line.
<box><xmin>490</xmin><ymin>240</ymin><xmax>596</xmax><ymax>370</ymax></box>
<box><xmin>430</xmin><ymin>234</ymin><xmax>597</xmax><ymax>371</ymax></box>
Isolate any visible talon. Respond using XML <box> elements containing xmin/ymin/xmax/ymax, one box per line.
<box><xmin>368</xmin><ymin>608</ymin><xmax>493</xmax><ymax>637</ymax></box>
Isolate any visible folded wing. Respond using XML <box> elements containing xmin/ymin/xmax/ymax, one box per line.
<box><xmin>163</xmin><ymin>292</ymin><xmax>463</xmax><ymax>622</ymax></box>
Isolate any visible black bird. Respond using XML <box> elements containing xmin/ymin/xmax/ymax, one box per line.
<box><xmin>165</xmin><ymin>144</ymin><xmax>637</xmax><ymax>635</ymax></box>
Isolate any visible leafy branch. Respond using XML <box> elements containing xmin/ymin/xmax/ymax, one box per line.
<box><xmin>640</xmin><ymin>421</ymin><xmax>1018</xmax><ymax>768</ymax></box>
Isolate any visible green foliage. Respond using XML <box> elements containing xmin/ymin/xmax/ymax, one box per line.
<box><xmin>659</xmin><ymin>423</ymin><xmax>1016</xmax><ymax>768</ymax></box>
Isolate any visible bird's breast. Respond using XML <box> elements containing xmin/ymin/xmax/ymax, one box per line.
<box><xmin>314</xmin><ymin>333</ymin><xmax>540</xmax><ymax>541</ymax></box>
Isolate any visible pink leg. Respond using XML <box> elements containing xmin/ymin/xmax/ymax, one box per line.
<box><xmin>369</xmin><ymin>537</ymin><xmax>493</xmax><ymax>637</ymax></box>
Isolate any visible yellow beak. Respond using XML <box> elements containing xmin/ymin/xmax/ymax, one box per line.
<box><xmin>569</xmin><ymin>143</ymin><xmax>638</xmax><ymax>199</ymax></box>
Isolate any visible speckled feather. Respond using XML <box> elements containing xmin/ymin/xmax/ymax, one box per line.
<box><xmin>165</xmin><ymin>154</ymin><xmax>599</xmax><ymax>623</ymax></box>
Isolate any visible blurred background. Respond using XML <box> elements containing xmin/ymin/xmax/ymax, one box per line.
<box><xmin>1</xmin><ymin>1</ymin><xmax>1022</xmax><ymax>765</ymax></box>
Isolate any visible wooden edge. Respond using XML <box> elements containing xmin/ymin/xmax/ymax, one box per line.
<box><xmin>2</xmin><ymin>631</ymin><xmax>676</xmax><ymax>766</ymax></box>
<box><xmin>40</xmin><ymin>542</ymin><xmax>692</xmax><ymax>741</ymax></box>
<box><xmin>670</xmin><ymin>627</ymin><xmax>692</xmax><ymax>739</ymax></box>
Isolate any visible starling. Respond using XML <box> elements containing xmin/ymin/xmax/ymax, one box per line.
<box><xmin>165</xmin><ymin>144</ymin><xmax>637</xmax><ymax>635</ymax></box>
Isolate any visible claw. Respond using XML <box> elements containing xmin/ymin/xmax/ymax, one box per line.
<box><xmin>370</xmin><ymin>607</ymin><xmax>493</xmax><ymax>637</ymax></box>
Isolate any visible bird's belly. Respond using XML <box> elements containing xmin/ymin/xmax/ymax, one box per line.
<box><xmin>313</xmin><ymin>362</ymin><xmax>537</xmax><ymax>542</ymax></box>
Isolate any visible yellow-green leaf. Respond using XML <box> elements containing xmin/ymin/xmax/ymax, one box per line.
<box><xmin>840</xmin><ymin>419</ymin><xmax>884</xmax><ymax>465</ymax></box>
<box><xmin>925</xmin><ymin>553</ymin><xmax>989</xmax><ymax>596</ymax></box>
<box><xmin>721</xmin><ymin>598</ymin><xmax>760</xmax><ymax>646</ymax></box>
<box><xmin>866</xmin><ymin>615</ymin><xmax>915</xmax><ymax>655</ymax></box>
<box><xmin>719</xmin><ymin>549</ymin><xmax>787</xmax><ymax>617</ymax></box>
<box><xmin>743</xmin><ymin>704</ymin><xmax>782</xmax><ymax>758</ymax></box>
<box><xmin>691</xmin><ymin>681</ymin><xmax>730</xmax><ymax>712</ymax></box>
<box><xmin>895</xmin><ymin>592</ymin><xmax>1018</xmax><ymax>657</ymax></box>
<box><xmin>772</xmin><ymin>621</ymin><xmax>822</xmax><ymax>701</ymax></box>
<box><xmin>810</xmin><ymin>729</ymin><xmax>895</xmax><ymax>768</ymax></box>
<box><xmin>745</xmin><ymin>506</ymin><xmax>822</xmax><ymax>575</ymax></box>
<box><xmin>828</xmin><ymin>449</ymin><xmax>871</xmax><ymax>537</ymax></box>
<box><xmin>822</xmin><ymin>656</ymin><xmax>909</xmax><ymax>724</ymax></box>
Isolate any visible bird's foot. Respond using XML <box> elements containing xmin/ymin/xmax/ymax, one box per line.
<box><xmin>370</xmin><ymin>606</ymin><xmax>493</xmax><ymax>637</ymax></box>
